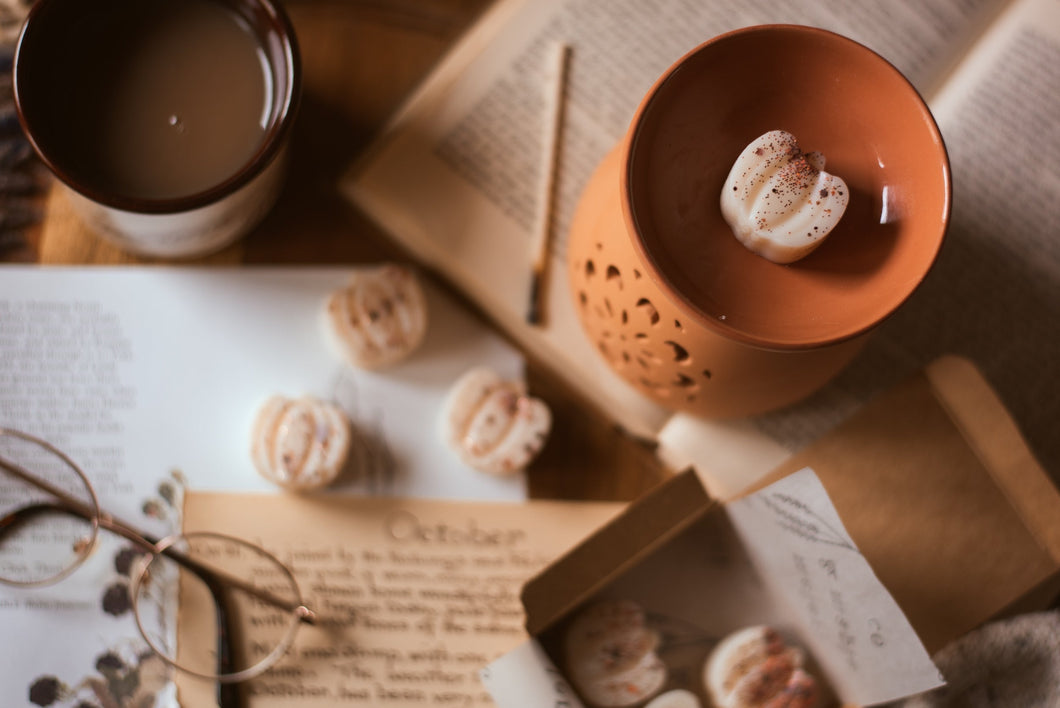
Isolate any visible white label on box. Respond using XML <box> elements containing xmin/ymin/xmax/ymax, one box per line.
<box><xmin>481</xmin><ymin>639</ymin><xmax>586</xmax><ymax>708</ymax></box>
<box><xmin>726</xmin><ymin>467</ymin><xmax>945</xmax><ymax>705</ymax></box>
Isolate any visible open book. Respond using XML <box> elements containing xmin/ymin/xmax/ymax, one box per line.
<box><xmin>342</xmin><ymin>0</ymin><xmax>1060</xmax><ymax>494</ymax></box>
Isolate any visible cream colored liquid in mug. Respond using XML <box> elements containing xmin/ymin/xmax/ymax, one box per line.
<box><xmin>39</xmin><ymin>0</ymin><xmax>272</xmax><ymax>200</ymax></box>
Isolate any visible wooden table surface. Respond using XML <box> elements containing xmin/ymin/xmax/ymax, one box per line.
<box><xmin>6</xmin><ymin>0</ymin><xmax>669</xmax><ymax>503</ymax></box>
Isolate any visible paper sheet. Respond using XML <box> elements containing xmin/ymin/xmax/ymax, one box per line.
<box><xmin>0</xmin><ymin>265</ymin><xmax>528</xmax><ymax>707</ymax></box>
<box><xmin>479</xmin><ymin>640</ymin><xmax>584</xmax><ymax>708</ymax></box>
<box><xmin>727</xmin><ymin>468</ymin><xmax>944</xmax><ymax>705</ymax></box>
<box><xmin>177</xmin><ymin>490</ymin><xmax>622</xmax><ymax>706</ymax></box>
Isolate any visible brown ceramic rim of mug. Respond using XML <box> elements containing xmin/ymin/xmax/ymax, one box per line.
<box><xmin>12</xmin><ymin>0</ymin><xmax>302</xmax><ymax>215</ymax></box>
<box><xmin>621</xmin><ymin>24</ymin><xmax>952</xmax><ymax>351</ymax></box>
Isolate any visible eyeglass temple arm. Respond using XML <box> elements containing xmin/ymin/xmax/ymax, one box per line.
<box><xmin>0</xmin><ymin>500</ymin><xmax>316</xmax><ymax>626</ymax></box>
<box><xmin>206</xmin><ymin>570</ymin><xmax>245</xmax><ymax>708</ymax></box>
<box><xmin>0</xmin><ymin>458</ymin><xmax>315</xmax><ymax>625</ymax></box>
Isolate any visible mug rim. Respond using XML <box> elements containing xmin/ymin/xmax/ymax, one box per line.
<box><xmin>12</xmin><ymin>0</ymin><xmax>302</xmax><ymax>215</ymax></box>
<box><xmin>619</xmin><ymin>24</ymin><xmax>952</xmax><ymax>351</ymax></box>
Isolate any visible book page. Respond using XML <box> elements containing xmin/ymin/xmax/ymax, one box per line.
<box><xmin>176</xmin><ymin>490</ymin><xmax>621</xmax><ymax>707</ymax></box>
<box><xmin>344</xmin><ymin>0</ymin><xmax>1005</xmax><ymax>441</ymax></box>
<box><xmin>751</xmin><ymin>0</ymin><xmax>1060</xmax><ymax>481</ymax></box>
<box><xmin>0</xmin><ymin>266</ymin><xmax>527</xmax><ymax>707</ymax></box>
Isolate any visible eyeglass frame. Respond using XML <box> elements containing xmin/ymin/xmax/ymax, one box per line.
<box><xmin>0</xmin><ymin>427</ymin><xmax>317</xmax><ymax>691</ymax></box>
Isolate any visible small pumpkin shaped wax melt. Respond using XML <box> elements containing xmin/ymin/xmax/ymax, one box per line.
<box><xmin>441</xmin><ymin>367</ymin><xmax>551</xmax><ymax>476</ymax></box>
<box><xmin>325</xmin><ymin>264</ymin><xmax>428</xmax><ymax>369</ymax></box>
<box><xmin>251</xmin><ymin>395</ymin><xmax>352</xmax><ymax>490</ymax></box>
<box><xmin>721</xmin><ymin>130</ymin><xmax>849</xmax><ymax>264</ymax></box>
<box><xmin>704</xmin><ymin>626</ymin><xmax>818</xmax><ymax>708</ymax></box>
<box><xmin>564</xmin><ymin>599</ymin><xmax>668</xmax><ymax>707</ymax></box>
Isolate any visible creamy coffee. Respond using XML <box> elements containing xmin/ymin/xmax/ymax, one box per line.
<box><xmin>22</xmin><ymin>0</ymin><xmax>272</xmax><ymax>200</ymax></box>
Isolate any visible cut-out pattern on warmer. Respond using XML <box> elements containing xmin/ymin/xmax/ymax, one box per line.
<box><xmin>636</xmin><ymin>298</ymin><xmax>660</xmax><ymax>325</ymax></box>
<box><xmin>570</xmin><ymin>243</ymin><xmax>713</xmax><ymax>408</ymax></box>
<box><xmin>664</xmin><ymin>340</ymin><xmax>689</xmax><ymax>362</ymax></box>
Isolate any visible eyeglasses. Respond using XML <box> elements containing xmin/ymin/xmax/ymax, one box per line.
<box><xmin>0</xmin><ymin>427</ymin><xmax>316</xmax><ymax>701</ymax></box>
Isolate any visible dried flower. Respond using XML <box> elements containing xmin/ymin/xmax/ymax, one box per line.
<box><xmin>114</xmin><ymin>547</ymin><xmax>145</xmax><ymax>576</ymax></box>
<box><xmin>157</xmin><ymin>481</ymin><xmax>176</xmax><ymax>507</ymax></box>
<box><xmin>95</xmin><ymin>651</ymin><xmax>125</xmax><ymax>674</ymax></box>
<box><xmin>28</xmin><ymin>676</ymin><xmax>62</xmax><ymax>706</ymax></box>
<box><xmin>141</xmin><ymin>500</ymin><xmax>164</xmax><ymax>520</ymax></box>
<box><xmin>101</xmin><ymin>582</ymin><xmax>131</xmax><ymax>616</ymax></box>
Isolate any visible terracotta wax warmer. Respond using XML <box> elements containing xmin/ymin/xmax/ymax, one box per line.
<box><xmin>568</xmin><ymin>25</ymin><xmax>951</xmax><ymax>418</ymax></box>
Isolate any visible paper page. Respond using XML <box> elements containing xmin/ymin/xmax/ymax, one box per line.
<box><xmin>480</xmin><ymin>640</ymin><xmax>585</xmax><ymax>708</ymax></box>
<box><xmin>345</xmin><ymin>0</ymin><xmax>1001</xmax><ymax>442</ymax></box>
<box><xmin>0</xmin><ymin>266</ymin><xmax>527</xmax><ymax>707</ymax></box>
<box><xmin>753</xmin><ymin>0</ymin><xmax>1060</xmax><ymax>481</ymax></box>
<box><xmin>726</xmin><ymin>468</ymin><xmax>944</xmax><ymax>705</ymax></box>
<box><xmin>177</xmin><ymin>490</ymin><xmax>621</xmax><ymax>707</ymax></box>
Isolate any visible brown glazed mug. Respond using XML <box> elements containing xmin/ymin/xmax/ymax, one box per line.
<box><xmin>14</xmin><ymin>0</ymin><xmax>301</xmax><ymax>258</ymax></box>
<box><xmin>568</xmin><ymin>25</ymin><xmax>950</xmax><ymax>419</ymax></box>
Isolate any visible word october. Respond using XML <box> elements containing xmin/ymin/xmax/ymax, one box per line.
<box><xmin>385</xmin><ymin>509</ymin><xmax>527</xmax><ymax>547</ymax></box>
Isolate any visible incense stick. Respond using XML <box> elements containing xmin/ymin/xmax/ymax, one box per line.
<box><xmin>526</xmin><ymin>41</ymin><xmax>570</xmax><ymax>326</ymax></box>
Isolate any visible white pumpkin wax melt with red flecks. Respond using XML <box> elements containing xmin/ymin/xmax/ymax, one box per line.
<box><xmin>563</xmin><ymin>599</ymin><xmax>668</xmax><ymax>707</ymax></box>
<box><xmin>721</xmin><ymin>130</ymin><xmax>849</xmax><ymax>264</ymax></box>
<box><xmin>440</xmin><ymin>367</ymin><xmax>551</xmax><ymax>476</ymax></box>
<box><xmin>324</xmin><ymin>263</ymin><xmax>428</xmax><ymax>369</ymax></box>
<box><xmin>704</xmin><ymin>625</ymin><xmax>818</xmax><ymax>708</ymax></box>
<box><xmin>250</xmin><ymin>395</ymin><xmax>352</xmax><ymax>491</ymax></box>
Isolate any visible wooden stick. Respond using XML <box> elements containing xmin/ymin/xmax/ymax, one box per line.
<box><xmin>526</xmin><ymin>41</ymin><xmax>570</xmax><ymax>326</ymax></box>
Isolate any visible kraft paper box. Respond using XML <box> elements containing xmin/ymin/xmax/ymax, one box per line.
<box><xmin>484</xmin><ymin>356</ymin><xmax>1060</xmax><ymax>707</ymax></box>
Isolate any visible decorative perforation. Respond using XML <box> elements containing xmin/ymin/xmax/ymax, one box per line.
<box><xmin>571</xmin><ymin>256</ymin><xmax>712</xmax><ymax>405</ymax></box>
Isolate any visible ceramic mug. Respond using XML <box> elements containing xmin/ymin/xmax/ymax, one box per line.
<box><xmin>14</xmin><ymin>0</ymin><xmax>301</xmax><ymax>258</ymax></box>
<box><xmin>568</xmin><ymin>25</ymin><xmax>951</xmax><ymax>419</ymax></box>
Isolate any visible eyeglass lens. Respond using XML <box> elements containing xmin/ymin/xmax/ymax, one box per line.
<box><xmin>0</xmin><ymin>432</ymin><xmax>100</xmax><ymax>587</ymax></box>
<box><xmin>132</xmin><ymin>531</ymin><xmax>304</xmax><ymax>682</ymax></box>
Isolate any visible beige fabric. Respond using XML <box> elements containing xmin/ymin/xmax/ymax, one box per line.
<box><xmin>897</xmin><ymin>611</ymin><xmax>1060</xmax><ymax>707</ymax></box>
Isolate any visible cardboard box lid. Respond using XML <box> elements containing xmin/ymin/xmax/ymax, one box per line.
<box><xmin>522</xmin><ymin>468</ymin><xmax>715</xmax><ymax>636</ymax></box>
<box><xmin>522</xmin><ymin>356</ymin><xmax>1060</xmax><ymax>654</ymax></box>
<box><xmin>761</xmin><ymin>355</ymin><xmax>1060</xmax><ymax>652</ymax></box>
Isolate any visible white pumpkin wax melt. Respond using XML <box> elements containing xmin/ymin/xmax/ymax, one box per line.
<box><xmin>704</xmin><ymin>626</ymin><xmax>818</xmax><ymax>708</ymax></box>
<box><xmin>441</xmin><ymin>367</ymin><xmax>551</xmax><ymax>476</ymax></box>
<box><xmin>325</xmin><ymin>264</ymin><xmax>428</xmax><ymax>369</ymax></box>
<box><xmin>721</xmin><ymin>130</ymin><xmax>849</xmax><ymax>264</ymax></box>
<box><xmin>564</xmin><ymin>599</ymin><xmax>668</xmax><ymax>707</ymax></box>
<box><xmin>251</xmin><ymin>395</ymin><xmax>352</xmax><ymax>490</ymax></box>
